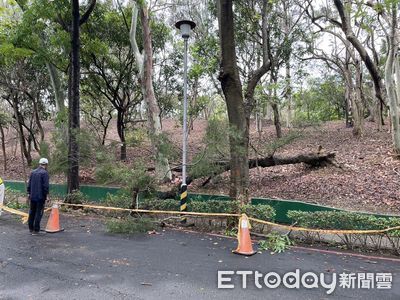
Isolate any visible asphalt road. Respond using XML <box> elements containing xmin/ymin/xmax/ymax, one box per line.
<box><xmin>1</xmin><ymin>213</ymin><xmax>400</xmax><ymax>300</ymax></box>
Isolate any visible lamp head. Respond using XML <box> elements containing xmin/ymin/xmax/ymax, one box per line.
<box><xmin>175</xmin><ymin>20</ymin><xmax>196</xmax><ymax>38</ymax></box>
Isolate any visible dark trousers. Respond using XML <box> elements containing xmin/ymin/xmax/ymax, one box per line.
<box><xmin>28</xmin><ymin>201</ymin><xmax>44</xmax><ymax>232</ymax></box>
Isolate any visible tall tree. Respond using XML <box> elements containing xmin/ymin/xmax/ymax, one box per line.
<box><xmin>217</xmin><ymin>0</ymin><xmax>271</xmax><ymax>202</ymax></box>
<box><xmin>130</xmin><ymin>1</ymin><xmax>172</xmax><ymax>182</ymax></box>
<box><xmin>332</xmin><ymin>0</ymin><xmax>385</xmax><ymax>111</ymax></box>
<box><xmin>58</xmin><ymin>0</ymin><xmax>96</xmax><ymax>193</ymax></box>
<box><xmin>383</xmin><ymin>0</ymin><xmax>400</xmax><ymax>154</ymax></box>
<box><xmin>217</xmin><ymin>0</ymin><xmax>249</xmax><ymax>202</ymax></box>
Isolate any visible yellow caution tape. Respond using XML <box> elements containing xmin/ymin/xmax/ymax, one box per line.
<box><xmin>60</xmin><ymin>202</ymin><xmax>240</xmax><ymax>217</ymax></box>
<box><xmin>0</xmin><ymin>204</ymin><xmax>28</xmax><ymax>224</ymax></box>
<box><xmin>247</xmin><ymin>217</ymin><xmax>400</xmax><ymax>235</ymax></box>
<box><xmin>3</xmin><ymin>201</ymin><xmax>400</xmax><ymax>235</ymax></box>
<box><xmin>59</xmin><ymin>202</ymin><xmax>400</xmax><ymax>235</ymax></box>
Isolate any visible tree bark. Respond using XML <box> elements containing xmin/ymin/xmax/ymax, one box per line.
<box><xmin>130</xmin><ymin>2</ymin><xmax>172</xmax><ymax>182</ymax></box>
<box><xmin>67</xmin><ymin>0</ymin><xmax>81</xmax><ymax>194</ymax></box>
<box><xmin>384</xmin><ymin>3</ymin><xmax>400</xmax><ymax>155</ymax></box>
<box><xmin>271</xmin><ymin>101</ymin><xmax>282</xmax><ymax>138</ymax></box>
<box><xmin>11</xmin><ymin>94</ymin><xmax>32</xmax><ymax>166</ymax></box>
<box><xmin>116</xmin><ymin>109</ymin><xmax>127</xmax><ymax>160</ymax></box>
<box><xmin>0</xmin><ymin>124</ymin><xmax>6</xmax><ymax>171</ymax></box>
<box><xmin>218</xmin><ymin>0</ymin><xmax>249</xmax><ymax>203</ymax></box>
<box><xmin>46</xmin><ymin>62</ymin><xmax>66</xmax><ymax>113</ymax></box>
<box><xmin>67</xmin><ymin>0</ymin><xmax>96</xmax><ymax>194</ymax></box>
<box><xmin>343</xmin><ymin>49</ymin><xmax>363</xmax><ymax>137</ymax></box>
<box><xmin>32</xmin><ymin>95</ymin><xmax>45</xmax><ymax>143</ymax></box>
<box><xmin>271</xmin><ymin>73</ymin><xmax>282</xmax><ymax>138</ymax></box>
<box><xmin>158</xmin><ymin>151</ymin><xmax>337</xmax><ymax>199</ymax></box>
<box><xmin>333</xmin><ymin>0</ymin><xmax>385</xmax><ymax>108</ymax></box>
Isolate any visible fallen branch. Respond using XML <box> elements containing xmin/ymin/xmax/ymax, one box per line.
<box><xmin>157</xmin><ymin>149</ymin><xmax>338</xmax><ymax>199</ymax></box>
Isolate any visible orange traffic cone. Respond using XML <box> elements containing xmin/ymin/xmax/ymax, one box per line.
<box><xmin>233</xmin><ymin>214</ymin><xmax>256</xmax><ymax>256</ymax></box>
<box><xmin>45</xmin><ymin>203</ymin><xmax>64</xmax><ymax>233</ymax></box>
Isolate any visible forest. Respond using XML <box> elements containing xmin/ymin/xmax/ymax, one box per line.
<box><xmin>0</xmin><ymin>0</ymin><xmax>400</xmax><ymax>215</ymax></box>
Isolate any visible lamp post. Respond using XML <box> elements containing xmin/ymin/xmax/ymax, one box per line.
<box><xmin>175</xmin><ymin>20</ymin><xmax>196</xmax><ymax>223</ymax></box>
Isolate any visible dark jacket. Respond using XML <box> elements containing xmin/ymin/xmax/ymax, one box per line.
<box><xmin>27</xmin><ymin>167</ymin><xmax>49</xmax><ymax>203</ymax></box>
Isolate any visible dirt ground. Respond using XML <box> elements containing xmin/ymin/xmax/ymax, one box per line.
<box><xmin>1</xmin><ymin>118</ymin><xmax>399</xmax><ymax>215</ymax></box>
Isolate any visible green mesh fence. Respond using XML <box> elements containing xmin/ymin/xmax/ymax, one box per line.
<box><xmin>4</xmin><ymin>180</ymin><xmax>398</xmax><ymax>224</ymax></box>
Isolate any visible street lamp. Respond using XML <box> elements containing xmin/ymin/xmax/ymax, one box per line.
<box><xmin>175</xmin><ymin>19</ymin><xmax>196</xmax><ymax>223</ymax></box>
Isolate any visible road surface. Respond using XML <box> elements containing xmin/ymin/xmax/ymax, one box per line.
<box><xmin>1</xmin><ymin>213</ymin><xmax>399</xmax><ymax>299</ymax></box>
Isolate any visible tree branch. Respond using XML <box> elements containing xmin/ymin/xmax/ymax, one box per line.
<box><xmin>79</xmin><ymin>0</ymin><xmax>97</xmax><ymax>26</ymax></box>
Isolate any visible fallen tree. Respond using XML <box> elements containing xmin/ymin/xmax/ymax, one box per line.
<box><xmin>157</xmin><ymin>149</ymin><xmax>338</xmax><ymax>199</ymax></box>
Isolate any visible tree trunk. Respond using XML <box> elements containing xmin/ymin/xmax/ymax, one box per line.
<box><xmin>285</xmin><ymin>59</ymin><xmax>292</xmax><ymax>128</ymax></box>
<box><xmin>271</xmin><ymin>101</ymin><xmax>282</xmax><ymax>138</ymax></box>
<box><xmin>130</xmin><ymin>2</ymin><xmax>172</xmax><ymax>182</ymax></box>
<box><xmin>283</xmin><ymin>5</ymin><xmax>292</xmax><ymax>128</ymax></box>
<box><xmin>344</xmin><ymin>85</ymin><xmax>352</xmax><ymax>128</ymax></box>
<box><xmin>12</xmin><ymin>94</ymin><xmax>32</xmax><ymax>166</ymax></box>
<box><xmin>139</xmin><ymin>5</ymin><xmax>171</xmax><ymax>181</ymax></box>
<box><xmin>218</xmin><ymin>0</ymin><xmax>249</xmax><ymax>203</ymax></box>
<box><xmin>32</xmin><ymin>95</ymin><xmax>45</xmax><ymax>143</ymax></box>
<box><xmin>333</xmin><ymin>0</ymin><xmax>386</xmax><ymax>109</ymax></box>
<box><xmin>344</xmin><ymin>50</ymin><xmax>363</xmax><ymax>137</ymax></box>
<box><xmin>67</xmin><ymin>0</ymin><xmax>81</xmax><ymax>193</ymax></box>
<box><xmin>159</xmin><ymin>151</ymin><xmax>337</xmax><ymax>198</ymax></box>
<box><xmin>0</xmin><ymin>124</ymin><xmax>6</xmax><ymax>171</ymax></box>
<box><xmin>46</xmin><ymin>62</ymin><xmax>66</xmax><ymax>113</ymax></box>
<box><xmin>384</xmin><ymin>5</ymin><xmax>400</xmax><ymax>155</ymax></box>
<box><xmin>116</xmin><ymin>109</ymin><xmax>126</xmax><ymax>160</ymax></box>
<box><xmin>353</xmin><ymin>59</ymin><xmax>364</xmax><ymax>136</ymax></box>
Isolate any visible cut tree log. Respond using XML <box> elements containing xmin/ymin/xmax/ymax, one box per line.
<box><xmin>157</xmin><ymin>150</ymin><xmax>338</xmax><ymax>199</ymax></box>
<box><xmin>248</xmin><ymin>151</ymin><xmax>337</xmax><ymax>169</ymax></box>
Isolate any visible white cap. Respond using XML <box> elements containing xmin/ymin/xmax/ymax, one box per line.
<box><xmin>39</xmin><ymin>158</ymin><xmax>48</xmax><ymax>165</ymax></box>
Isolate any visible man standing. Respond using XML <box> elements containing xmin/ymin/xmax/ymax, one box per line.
<box><xmin>0</xmin><ymin>177</ymin><xmax>4</xmax><ymax>216</ymax></box>
<box><xmin>27</xmin><ymin>158</ymin><xmax>49</xmax><ymax>235</ymax></box>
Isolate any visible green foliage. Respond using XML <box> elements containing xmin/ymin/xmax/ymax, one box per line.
<box><xmin>140</xmin><ymin>198</ymin><xmax>180</xmax><ymax>211</ymax></box>
<box><xmin>240</xmin><ymin>204</ymin><xmax>276</xmax><ymax>221</ymax></box>
<box><xmin>125</xmin><ymin>128</ymin><xmax>147</xmax><ymax>147</ymax></box>
<box><xmin>0</xmin><ymin>111</ymin><xmax>11</xmax><ymax>127</ymax></box>
<box><xmin>258</xmin><ymin>233</ymin><xmax>293</xmax><ymax>253</ymax></box>
<box><xmin>287</xmin><ymin>210</ymin><xmax>400</xmax><ymax>235</ymax></box>
<box><xmin>106</xmin><ymin>217</ymin><xmax>156</xmax><ymax>234</ymax></box>
<box><xmin>293</xmin><ymin>77</ymin><xmax>345</xmax><ymax>123</ymax></box>
<box><xmin>225</xmin><ymin>227</ymin><xmax>238</xmax><ymax>237</ymax></box>
<box><xmin>4</xmin><ymin>188</ymin><xmax>28</xmax><ymax>209</ymax></box>
<box><xmin>102</xmin><ymin>193</ymin><xmax>132</xmax><ymax>209</ymax></box>
<box><xmin>96</xmin><ymin>160</ymin><xmax>154</xmax><ymax>194</ymax></box>
<box><xmin>64</xmin><ymin>190</ymin><xmax>89</xmax><ymax>204</ymax></box>
<box><xmin>190</xmin><ymin>117</ymin><xmax>229</xmax><ymax>179</ymax></box>
<box><xmin>153</xmin><ymin>132</ymin><xmax>180</xmax><ymax>162</ymax></box>
<box><xmin>138</xmin><ymin>199</ymin><xmax>275</xmax><ymax>221</ymax></box>
<box><xmin>50</xmin><ymin>128</ymin><xmax>100</xmax><ymax>175</ymax></box>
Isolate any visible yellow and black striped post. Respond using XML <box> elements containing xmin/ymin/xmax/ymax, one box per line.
<box><xmin>180</xmin><ymin>184</ymin><xmax>188</xmax><ymax>224</ymax></box>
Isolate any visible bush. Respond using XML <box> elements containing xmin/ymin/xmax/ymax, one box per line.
<box><xmin>64</xmin><ymin>190</ymin><xmax>89</xmax><ymax>204</ymax></box>
<box><xmin>287</xmin><ymin>210</ymin><xmax>391</xmax><ymax>231</ymax></box>
<box><xmin>138</xmin><ymin>199</ymin><xmax>275</xmax><ymax>221</ymax></box>
<box><xmin>106</xmin><ymin>217</ymin><xmax>156</xmax><ymax>234</ymax></box>
<box><xmin>4</xmin><ymin>188</ymin><xmax>28</xmax><ymax>209</ymax></box>
<box><xmin>102</xmin><ymin>193</ymin><xmax>132</xmax><ymax>209</ymax></box>
<box><xmin>140</xmin><ymin>199</ymin><xmax>180</xmax><ymax>211</ymax></box>
<box><xmin>287</xmin><ymin>210</ymin><xmax>400</xmax><ymax>254</ymax></box>
<box><xmin>240</xmin><ymin>204</ymin><xmax>276</xmax><ymax>221</ymax></box>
